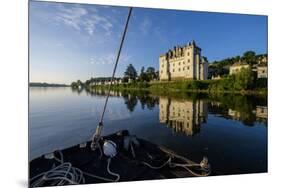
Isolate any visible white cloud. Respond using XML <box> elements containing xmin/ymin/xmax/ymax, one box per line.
<box><xmin>139</xmin><ymin>17</ymin><xmax>151</xmax><ymax>35</ymax></box>
<box><xmin>84</xmin><ymin>14</ymin><xmax>113</xmax><ymax>36</ymax></box>
<box><xmin>55</xmin><ymin>5</ymin><xmax>88</xmax><ymax>30</ymax></box>
<box><xmin>89</xmin><ymin>53</ymin><xmax>131</xmax><ymax>65</ymax></box>
<box><xmin>54</xmin><ymin>4</ymin><xmax>113</xmax><ymax>36</ymax></box>
<box><xmin>153</xmin><ymin>26</ymin><xmax>167</xmax><ymax>43</ymax></box>
<box><xmin>89</xmin><ymin>54</ymin><xmax>113</xmax><ymax>65</ymax></box>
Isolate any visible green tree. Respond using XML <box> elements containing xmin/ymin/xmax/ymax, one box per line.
<box><xmin>71</xmin><ymin>82</ymin><xmax>78</xmax><ymax>88</ymax></box>
<box><xmin>71</xmin><ymin>79</ymin><xmax>84</xmax><ymax>89</ymax></box>
<box><xmin>85</xmin><ymin>79</ymin><xmax>91</xmax><ymax>86</ymax></box>
<box><xmin>139</xmin><ymin>66</ymin><xmax>148</xmax><ymax>81</ymax></box>
<box><xmin>242</xmin><ymin>51</ymin><xmax>256</xmax><ymax>65</ymax></box>
<box><xmin>77</xmin><ymin>80</ymin><xmax>82</xmax><ymax>85</ymax></box>
<box><xmin>146</xmin><ymin>67</ymin><xmax>156</xmax><ymax>81</ymax></box>
<box><xmin>234</xmin><ymin>55</ymin><xmax>241</xmax><ymax>63</ymax></box>
<box><xmin>234</xmin><ymin>68</ymin><xmax>254</xmax><ymax>90</ymax></box>
<box><xmin>155</xmin><ymin>70</ymin><xmax>159</xmax><ymax>80</ymax></box>
<box><xmin>124</xmin><ymin>64</ymin><xmax>138</xmax><ymax>80</ymax></box>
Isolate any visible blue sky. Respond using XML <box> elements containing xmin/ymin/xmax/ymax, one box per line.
<box><xmin>30</xmin><ymin>1</ymin><xmax>267</xmax><ymax>84</ymax></box>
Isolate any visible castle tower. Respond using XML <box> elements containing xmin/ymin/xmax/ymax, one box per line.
<box><xmin>159</xmin><ymin>40</ymin><xmax>208</xmax><ymax>81</ymax></box>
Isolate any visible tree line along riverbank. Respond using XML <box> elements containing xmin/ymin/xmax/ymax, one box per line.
<box><xmin>72</xmin><ymin>67</ymin><xmax>266</xmax><ymax>95</ymax></box>
<box><xmin>85</xmin><ymin>78</ymin><xmax>267</xmax><ymax>96</ymax></box>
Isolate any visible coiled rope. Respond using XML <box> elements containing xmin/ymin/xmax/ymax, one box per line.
<box><xmin>30</xmin><ymin>162</ymin><xmax>85</xmax><ymax>187</ymax></box>
<box><xmin>30</xmin><ymin>151</ymin><xmax>84</xmax><ymax>187</ymax></box>
<box><xmin>30</xmin><ymin>151</ymin><xmax>120</xmax><ymax>187</ymax></box>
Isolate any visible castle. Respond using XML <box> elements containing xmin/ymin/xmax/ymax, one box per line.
<box><xmin>159</xmin><ymin>41</ymin><xmax>208</xmax><ymax>81</ymax></box>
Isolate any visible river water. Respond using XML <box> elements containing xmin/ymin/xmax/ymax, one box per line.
<box><xmin>29</xmin><ymin>87</ymin><xmax>267</xmax><ymax>175</ymax></box>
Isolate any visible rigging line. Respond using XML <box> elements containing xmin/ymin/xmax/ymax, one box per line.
<box><xmin>99</xmin><ymin>7</ymin><xmax>133</xmax><ymax>125</ymax></box>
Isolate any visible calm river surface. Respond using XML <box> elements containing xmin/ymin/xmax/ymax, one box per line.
<box><xmin>29</xmin><ymin>87</ymin><xmax>267</xmax><ymax>175</ymax></box>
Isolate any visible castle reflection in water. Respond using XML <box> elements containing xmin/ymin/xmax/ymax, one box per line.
<box><xmin>73</xmin><ymin>88</ymin><xmax>268</xmax><ymax>135</ymax></box>
<box><xmin>159</xmin><ymin>97</ymin><xmax>268</xmax><ymax>136</ymax></box>
<box><xmin>159</xmin><ymin>97</ymin><xmax>208</xmax><ymax>136</ymax></box>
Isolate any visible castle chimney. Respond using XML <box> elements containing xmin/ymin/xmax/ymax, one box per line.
<box><xmin>192</xmin><ymin>40</ymin><xmax>196</xmax><ymax>46</ymax></box>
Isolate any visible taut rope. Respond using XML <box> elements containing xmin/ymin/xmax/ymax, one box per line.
<box><xmin>91</xmin><ymin>7</ymin><xmax>133</xmax><ymax>150</ymax></box>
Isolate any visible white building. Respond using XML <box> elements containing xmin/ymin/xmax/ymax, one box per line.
<box><xmin>229</xmin><ymin>62</ymin><xmax>250</xmax><ymax>75</ymax></box>
<box><xmin>159</xmin><ymin>41</ymin><xmax>208</xmax><ymax>81</ymax></box>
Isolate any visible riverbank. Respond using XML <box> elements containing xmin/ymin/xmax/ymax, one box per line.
<box><xmin>85</xmin><ymin>79</ymin><xmax>267</xmax><ymax>96</ymax></box>
<box><xmin>30</xmin><ymin>82</ymin><xmax>70</xmax><ymax>87</ymax></box>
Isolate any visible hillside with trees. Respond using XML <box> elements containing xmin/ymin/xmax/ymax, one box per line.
<box><xmin>209</xmin><ymin>51</ymin><xmax>267</xmax><ymax>78</ymax></box>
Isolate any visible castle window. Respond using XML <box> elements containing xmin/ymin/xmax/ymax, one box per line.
<box><xmin>188</xmin><ymin>59</ymin><xmax>190</xmax><ymax>63</ymax></box>
<box><xmin>173</xmin><ymin>69</ymin><xmax>175</xmax><ymax>72</ymax></box>
<box><xmin>161</xmin><ymin>70</ymin><xmax>163</xmax><ymax>73</ymax></box>
<box><xmin>188</xmin><ymin>52</ymin><xmax>190</xmax><ymax>56</ymax></box>
<box><xmin>187</xmin><ymin>66</ymin><xmax>190</xmax><ymax>70</ymax></box>
<box><xmin>179</xmin><ymin>62</ymin><xmax>181</xmax><ymax>65</ymax></box>
<box><xmin>178</xmin><ymin>68</ymin><xmax>181</xmax><ymax>71</ymax></box>
<box><xmin>183</xmin><ymin>67</ymin><xmax>185</xmax><ymax>70</ymax></box>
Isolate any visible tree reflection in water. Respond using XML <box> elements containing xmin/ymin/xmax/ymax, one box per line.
<box><xmin>121</xmin><ymin>90</ymin><xmax>159</xmax><ymax>112</ymax></box>
<box><xmin>208</xmin><ymin>94</ymin><xmax>267</xmax><ymax>126</ymax></box>
<box><xmin>72</xmin><ymin>88</ymin><xmax>267</xmax><ymax>130</ymax></box>
<box><xmin>122</xmin><ymin>92</ymin><xmax>138</xmax><ymax>112</ymax></box>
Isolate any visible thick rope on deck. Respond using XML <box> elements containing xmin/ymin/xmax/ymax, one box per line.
<box><xmin>30</xmin><ymin>162</ymin><xmax>85</xmax><ymax>187</ymax></box>
<box><xmin>30</xmin><ymin>151</ymin><xmax>120</xmax><ymax>187</ymax></box>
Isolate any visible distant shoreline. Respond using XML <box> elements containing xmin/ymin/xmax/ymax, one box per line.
<box><xmin>29</xmin><ymin>82</ymin><xmax>70</xmax><ymax>87</ymax></box>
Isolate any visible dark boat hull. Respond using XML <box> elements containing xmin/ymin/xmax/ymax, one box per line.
<box><xmin>29</xmin><ymin>130</ymin><xmax>209</xmax><ymax>187</ymax></box>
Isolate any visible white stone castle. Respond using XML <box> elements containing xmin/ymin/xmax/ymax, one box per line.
<box><xmin>159</xmin><ymin>41</ymin><xmax>208</xmax><ymax>81</ymax></box>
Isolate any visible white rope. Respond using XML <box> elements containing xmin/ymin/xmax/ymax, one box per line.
<box><xmin>140</xmin><ymin>146</ymin><xmax>211</xmax><ymax>177</ymax></box>
<box><xmin>53</xmin><ymin>150</ymin><xmax>64</xmax><ymax>163</ymax></box>
<box><xmin>31</xmin><ymin>138</ymin><xmax>210</xmax><ymax>187</ymax></box>
<box><xmin>142</xmin><ymin>156</ymin><xmax>210</xmax><ymax>177</ymax></box>
<box><xmin>30</xmin><ymin>151</ymin><xmax>120</xmax><ymax>187</ymax></box>
<box><xmin>30</xmin><ymin>162</ymin><xmax>85</xmax><ymax>187</ymax></box>
<box><xmin>142</xmin><ymin>157</ymin><xmax>172</xmax><ymax>169</ymax></box>
<box><xmin>106</xmin><ymin>158</ymin><xmax>120</xmax><ymax>181</ymax></box>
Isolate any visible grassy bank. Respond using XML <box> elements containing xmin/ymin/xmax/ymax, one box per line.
<box><xmin>86</xmin><ymin>78</ymin><xmax>267</xmax><ymax>96</ymax></box>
